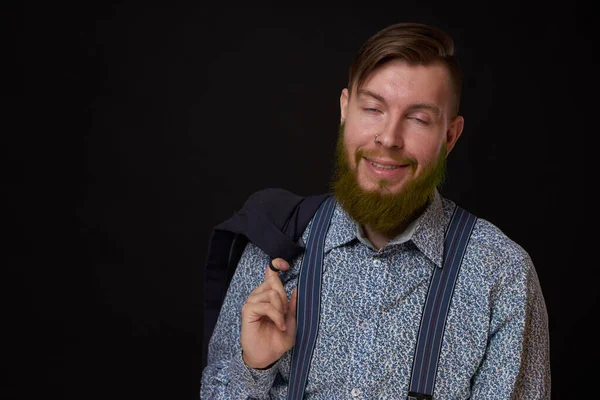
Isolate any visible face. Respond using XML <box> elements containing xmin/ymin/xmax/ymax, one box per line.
<box><xmin>333</xmin><ymin>59</ymin><xmax>464</xmax><ymax>233</ymax></box>
<box><xmin>339</xmin><ymin>58</ymin><xmax>464</xmax><ymax>195</ymax></box>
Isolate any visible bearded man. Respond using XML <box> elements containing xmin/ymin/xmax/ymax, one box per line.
<box><xmin>201</xmin><ymin>22</ymin><xmax>550</xmax><ymax>400</ymax></box>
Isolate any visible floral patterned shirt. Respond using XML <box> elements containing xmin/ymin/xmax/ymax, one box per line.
<box><xmin>201</xmin><ymin>190</ymin><xmax>551</xmax><ymax>399</ymax></box>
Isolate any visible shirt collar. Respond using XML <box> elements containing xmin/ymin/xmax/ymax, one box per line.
<box><xmin>408</xmin><ymin>189</ymin><xmax>446</xmax><ymax>268</ymax></box>
<box><xmin>324</xmin><ymin>189</ymin><xmax>447</xmax><ymax>268</ymax></box>
<box><xmin>322</xmin><ymin>201</ymin><xmax>359</xmax><ymax>253</ymax></box>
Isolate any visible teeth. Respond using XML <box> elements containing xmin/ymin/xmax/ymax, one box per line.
<box><xmin>371</xmin><ymin>161</ymin><xmax>400</xmax><ymax>170</ymax></box>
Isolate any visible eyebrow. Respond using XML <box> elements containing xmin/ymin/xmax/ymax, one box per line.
<box><xmin>357</xmin><ymin>89</ymin><xmax>387</xmax><ymax>104</ymax></box>
<box><xmin>357</xmin><ymin>89</ymin><xmax>442</xmax><ymax>117</ymax></box>
<box><xmin>406</xmin><ymin>103</ymin><xmax>442</xmax><ymax>117</ymax></box>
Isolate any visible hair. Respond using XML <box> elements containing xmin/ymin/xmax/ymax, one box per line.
<box><xmin>348</xmin><ymin>22</ymin><xmax>462</xmax><ymax>117</ymax></box>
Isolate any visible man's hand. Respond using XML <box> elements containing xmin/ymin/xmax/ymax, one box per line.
<box><xmin>240</xmin><ymin>258</ymin><xmax>298</xmax><ymax>369</ymax></box>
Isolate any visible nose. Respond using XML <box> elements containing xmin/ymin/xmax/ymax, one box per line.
<box><xmin>375</xmin><ymin>117</ymin><xmax>405</xmax><ymax>149</ymax></box>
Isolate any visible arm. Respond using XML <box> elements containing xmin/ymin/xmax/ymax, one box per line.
<box><xmin>470</xmin><ymin>255</ymin><xmax>551</xmax><ymax>399</ymax></box>
<box><xmin>200</xmin><ymin>243</ymin><xmax>295</xmax><ymax>399</ymax></box>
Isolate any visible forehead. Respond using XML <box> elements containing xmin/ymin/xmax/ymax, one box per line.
<box><xmin>354</xmin><ymin>59</ymin><xmax>453</xmax><ymax>111</ymax></box>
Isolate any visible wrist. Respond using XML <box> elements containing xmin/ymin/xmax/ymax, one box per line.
<box><xmin>242</xmin><ymin>350</ymin><xmax>278</xmax><ymax>370</ymax></box>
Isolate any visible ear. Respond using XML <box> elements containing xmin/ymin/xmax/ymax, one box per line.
<box><xmin>445</xmin><ymin>115</ymin><xmax>464</xmax><ymax>154</ymax></box>
<box><xmin>340</xmin><ymin>88</ymin><xmax>349</xmax><ymax>124</ymax></box>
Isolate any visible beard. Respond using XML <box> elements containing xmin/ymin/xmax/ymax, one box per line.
<box><xmin>330</xmin><ymin>123</ymin><xmax>447</xmax><ymax>235</ymax></box>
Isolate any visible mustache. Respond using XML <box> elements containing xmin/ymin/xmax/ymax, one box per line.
<box><xmin>355</xmin><ymin>148</ymin><xmax>417</xmax><ymax>166</ymax></box>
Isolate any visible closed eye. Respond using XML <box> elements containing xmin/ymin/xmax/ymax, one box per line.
<box><xmin>409</xmin><ymin>117</ymin><xmax>429</xmax><ymax>125</ymax></box>
<box><xmin>364</xmin><ymin>108</ymin><xmax>381</xmax><ymax>113</ymax></box>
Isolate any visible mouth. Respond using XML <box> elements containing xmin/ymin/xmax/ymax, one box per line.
<box><xmin>362</xmin><ymin>157</ymin><xmax>413</xmax><ymax>182</ymax></box>
<box><xmin>364</xmin><ymin>157</ymin><xmax>411</xmax><ymax>169</ymax></box>
<box><xmin>366</xmin><ymin>158</ymin><xmax>403</xmax><ymax>170</ymax></box>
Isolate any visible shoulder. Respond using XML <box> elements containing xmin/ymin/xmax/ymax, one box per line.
<box><xmin>441</xmin><ymin>197</ymin><xmax>533</xmax><ymax>275</ymax></box>
<box><xmin>239</xmin><ymin>187</ymin><xmax>332</xmax><ymax>231</ymax></box>
<box><xmin>236</xmin><ymin>188</ymin><xmax>314</xmax><ymax>226</ymax></box>
<box><xmin>240</xmin><ymin>187</ymin><xmax>306</xmax><ymax>210</ymax></box>
<box><xmin>214</xmin><ymin>187</ymin><xmax>307</xmax><ymax>234</ymax></box>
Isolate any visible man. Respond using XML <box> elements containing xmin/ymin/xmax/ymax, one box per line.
<box><xmin>201</xmin><ymin>22</ymin><xmax>550</xmax><ymax>399</ymax></box>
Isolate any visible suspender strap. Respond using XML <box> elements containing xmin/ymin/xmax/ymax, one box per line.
<box><xmin>407</xmin><ymin>206</ymin><xmax>477</xmax><ymax>400</ymax></box>
<box><xmin>284</xmin><ymin>200</ymin><xmax>476</xmax><ymax>399</ymax></box>
<box><xmin>287</xmin><ymin>196</ymin><xmax>336</xmax><ymax>400</ymax></box>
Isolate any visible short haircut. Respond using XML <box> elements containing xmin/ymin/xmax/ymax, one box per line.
<box><xmin>348</xmin><ymin>22</ymin><xmax>462</xmax><ymax>117</ymax></box>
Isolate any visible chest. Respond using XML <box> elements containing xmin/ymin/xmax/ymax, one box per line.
<box><xmin>285</xmin><ymin>243</ymin><xmax>490</xmax><ymax>398</ymax></box>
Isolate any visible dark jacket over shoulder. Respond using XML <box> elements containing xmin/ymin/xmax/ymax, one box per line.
<box><xmin>201</xmin><ymin>188</ymin><xmax>331</xmax><ymax>371</ymax></box>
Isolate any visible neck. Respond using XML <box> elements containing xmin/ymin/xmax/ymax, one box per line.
<box><xmin>362</xmin><ymin>202</ymin><xmax>428</xmax><ymax>250</ymax></box>
<box><xmin>363</xmin><ymin>222</ymin><xmax>407</xmax><ymax>250</ymax></box>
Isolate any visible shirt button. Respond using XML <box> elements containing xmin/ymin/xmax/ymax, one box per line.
<box><xmin>373</xmin><ymin>259</ymin><xmax>381</xmax><ymax>267</ymax></box>
<box><xmin>351</xmin><ymin>387</ymin><xmax>361</xmax><ymax>397</ymax></box>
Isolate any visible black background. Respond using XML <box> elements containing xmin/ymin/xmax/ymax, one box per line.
<box><xmin>11</xmin><ymin>4</ymin><xmax>591</xmax><ymax>400</ymax></box>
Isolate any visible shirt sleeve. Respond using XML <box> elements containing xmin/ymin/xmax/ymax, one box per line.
<box><xmin>470</xmin><ymin>254</ymin><xmax>551</xmax><ymax>399</ymax></box>
<box><xmin>200</xmin><ymin>242</ymin><xmax>282</xmax><ymax>399</ymax></box>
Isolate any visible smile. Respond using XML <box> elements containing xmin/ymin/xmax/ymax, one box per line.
<box><xmin>363</xmin><ymin>157</ymin><xmax>411</xmax><ymax>180</ymax></box>
<box><xmin>369</xmin><ymin>160</ymin><xmax>401</xmax><ymax>170</ymax></box>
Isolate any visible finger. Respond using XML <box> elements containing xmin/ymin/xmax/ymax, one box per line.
<box><xmin>268</xmin><ymin>260</ymin><xmax>280</xmax><ymax>273</ymax></box>
<box><xmin>288</xmin><ymin>287</ymin><xmax>298</xmax><ymax>319</ymax></box>
<box><xmin>246</xmin><ymin>289</ymin><xmax>285</xmax><ymax>313</ymax></box>
<box><xmin>250</xmin><ymin>279</ymin><xmax>272</xmax><ymax>295</ymax></box>
<box><xmin>265</xmin><ymin>258</ymin><xmax>291</xmax><ymax>279</ymax></box>
<box><xmin>251</xmin><ymin>275</ymin><xmax>287</xmax><ymax>311</ymax></box>
<box><xmin>263</xmin><ymin>258</ymin><xmax>291</xmax><ymax>306</ymax></box>
<box><xmin>242</xmin><ymin>302</ymin><xmax>287</xmax><ymax>331</ymax></box>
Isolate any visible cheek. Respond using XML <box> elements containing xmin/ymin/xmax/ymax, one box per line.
<box><xmin>342</xmin><ymin>126</ymin><xmax>371</xmax><ymax>163</ymax></box>
<box><xmin>344</xmin><ymin>113</ymin><xmax>378</xmax><ymax>140</ymax></box>
<box><xmin>345</xmin><ymin>125</ymin><xmax>376</xmax><ymax>148</ymax></box>
<box><xmin>345</xmin><ymin>138</ymin><xmax>374</xmax><ymax>170</ymax></box>
<box><xmin>342</xmin><ymin>138</ymin><xmax>359</xmax><ymax>169</ymax></box>
<box><xmin>412</xmin><ymin>141</ymin><xmax>445</xmax><ymax>171</ymax></box>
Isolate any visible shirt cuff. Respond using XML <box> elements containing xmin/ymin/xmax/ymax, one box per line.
<box><xmin>230</xmin><ymin>350</ymin><xmax>279</xmax><ymax>398</ymax></box>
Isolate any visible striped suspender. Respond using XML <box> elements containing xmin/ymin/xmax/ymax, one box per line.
<box><xmin>407</xmin><ymin>206</ymin><xmax>477</xmax><ymax>400</ymax></box>
<box><xmin>286</xmin><ymin>201</ymin><xmax>476</xmax><ymax>400</ymax></box>
<box><xmin>287</xmin><ymin>195</ymin><xmax>336</xmax><ymax>400</ymax></box>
